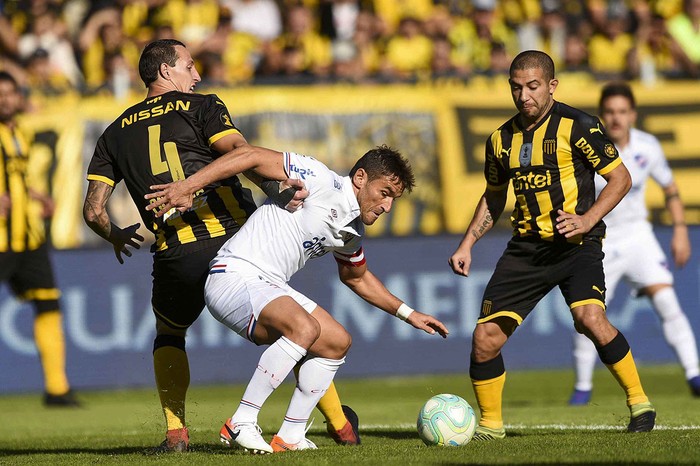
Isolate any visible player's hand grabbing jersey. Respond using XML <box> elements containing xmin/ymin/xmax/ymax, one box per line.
<box><xmin>213</xmin><ymin>152</ymin><xmax>365</xmax><ymax>284</ymax></box>
<box><xmin>87</xmin><ymin>91</ymin><xmax>256</xmax><ymax>252</ymax></box>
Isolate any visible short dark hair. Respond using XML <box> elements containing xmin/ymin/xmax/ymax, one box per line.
<box><xmin>349</xmin><ymin>145</ymin><xmax>415</xmax><ymax>193</ymax></box>
<box><xmin>510</xmin><ymin>50</ymin><xmax>555</xmax><ymax>81</ymax></box>
<box><xmin>0</xmin><ymin>71</ymin><xmax>19</xmax><ymax>90</ymax></box>
<box><xmin>138</xmin><ymin>39</ymin><xmax>186</xmax><ymax>87</ymax></box>
<box><xmin>599</xmin><ymin>81</ymin><xmax>636</xmax><ymax>112</ymax></box>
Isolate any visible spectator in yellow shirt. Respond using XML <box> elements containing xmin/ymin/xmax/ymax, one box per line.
<box><xmin>373</xmin><ymin>0</ymin><xmax>433</xmax><ymax>34</ymax></box>
<box><xmin>25</xmin><ymin>48</ymin><xmax>75</xmax><ymax>98</ymax></box>
<box><xmin>381</xmin><ymin>17</ymin><xmax>432</xmax><ymax>81</ymax></box>
<box><xmin>667</xmin><ymin>0</ymin><xmax>700</xmax><ymax>70</ymax></box>
<box><xmin>79</xmin><ymin>8</ymin><xmax>140</xmax><ymax>91</ymax></box>
<box><xmin>273</xmin><ymin>4</ymin><xmax>332</xmax><ymax>77</ymax></box>
<box><xmin>628</xmin><ymin>13</ymin><xmax>698</xmax><ymax>80</ymax></box>
<box><xmin>152</xmin><ymin>0</ymin><xmax>221</xmax><ymax>47</ymax></box>
<box><xmin>189</xmin><ymin>7</ymin><xmax>261</xmax><ymax>85</ymax></box>
<box><xmin>457</xmin><ymin>0</ymin><xmax>518</xmax><ymax>74</ymax></box>
<box><xmin>352</xmin><ymin>10</ymin><xmax>382</xmax><ymax>76</ymax></box>
<box><xmin>587</xmin><ymin>8</ymin><xmax>634</xmax><ymax>78</ymax></box>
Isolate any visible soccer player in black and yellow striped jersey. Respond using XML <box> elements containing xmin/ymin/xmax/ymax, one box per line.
<box><xmin>83</xmin><ymin>39</ymin><xmax>358</xmax><ymax>452</ymax></box>
<box><xmin>449</xmin><ymin>50</ymin><xmax>656</xmax><ymax>439</ymax></box>
<box><xmin>0</xmin><ymin>71</ymin><xmax>79</xmax><ymax>407</ymax></box>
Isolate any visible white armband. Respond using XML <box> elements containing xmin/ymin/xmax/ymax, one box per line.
<box><xmin>396</xmin><ymin>303</ymin><xmax>414</xmax><ymax>321</ymax></box>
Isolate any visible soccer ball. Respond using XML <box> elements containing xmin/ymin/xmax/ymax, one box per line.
<box><xmin>417</xmin><ymin>393</ymin><xmax>477</xmax><ymax>446</ymax></box>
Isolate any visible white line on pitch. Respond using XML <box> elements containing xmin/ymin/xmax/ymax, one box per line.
<box><xmin>346</xmin><ymin>423</ymin><xmax>700</xmax><ymax>431</ymax></box>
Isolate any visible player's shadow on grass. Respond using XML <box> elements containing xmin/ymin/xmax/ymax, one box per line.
<box><xmin>360</xmin><ymin>429</ymin><xmax>525</xmax><ymax>440</ymax></box>
<box><xmin>0</xmin><ymin>444</ymin><xmax>276</xmax><ymax>457</ymax></box>
<box><xmin>505</xmin><ymin>400</ymin><xmax>536</xmax><ymax>407</ymax></box>
<box><xmin>358</xmin><ymin>430</ymin><xmax>415</xmax><ymax>440</ymax></box>
<box><xmin>0</xmin><ymin>446</ymin><xmax>152</xmax><ymax>456</ymax></box>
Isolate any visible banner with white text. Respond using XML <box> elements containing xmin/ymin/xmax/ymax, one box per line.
<box><xmin>1</xmin><ymin>227</ymin><xmax>697</xmax><ymax>393</ymax></box>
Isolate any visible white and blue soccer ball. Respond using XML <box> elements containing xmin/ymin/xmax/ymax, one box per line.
<box><xmin>417</xmin><ymin>393</ymin><xmax>477</xmax><ymax>446</ymax></box>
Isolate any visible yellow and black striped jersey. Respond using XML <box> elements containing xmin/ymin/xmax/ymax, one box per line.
<box><xmin>87</xmin><ymin>91</ymin><xmax>256</xmax><ymax>252</ymax></box>
<box><xmin>0</xmin><ymin>122</ymin><xmax>44</xmax><ymax>253</ymax></box>
<box><xmin>485</xmin><ymin>101</ymin><xmax>622</xmax><ymax>243</ymax></box>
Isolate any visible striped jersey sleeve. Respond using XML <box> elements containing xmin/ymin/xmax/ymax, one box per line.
<box><xmin>334</xmin><ymin>247</ymin><xmax>366</xmax><ymax>267</ymax></box>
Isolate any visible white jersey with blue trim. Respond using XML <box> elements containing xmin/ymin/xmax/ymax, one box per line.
<box><xmin>212</xmin><ymin>151</ymin><xmax>364</xmax><ymax>284</ymax></box>
<box><xmin>595</xmin><ymin>128</ymin><xmax>673</xmax><ymax>238</ymax></box>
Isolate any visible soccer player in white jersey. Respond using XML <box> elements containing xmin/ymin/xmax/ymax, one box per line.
<box><xmin>146</xmin><ymin>144</ymin><xmax>449</xmax><ymax>453</ymax></box>
<box><xmin>569</xmin><ymin>82</ymin><xmax>700</xmax><ymax>405</ymax></box>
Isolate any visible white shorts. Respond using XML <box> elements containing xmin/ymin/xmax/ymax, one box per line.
<box><xmin>204</xmin><ymin>267</ymin><xmax>316</xmax><ymax>344</ymax></box>
<box><xmin>603</xmin><ymin>222</ymin><xmax>673</xmax><ymax>301</ymax></box>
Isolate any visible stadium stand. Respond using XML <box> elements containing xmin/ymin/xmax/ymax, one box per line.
<box><xmin>0</xmin><ymin>0</ymin><xmax>697</xmax><ymax>97</ymax></box>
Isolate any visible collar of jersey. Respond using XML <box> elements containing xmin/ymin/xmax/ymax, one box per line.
<box><xmin>337</xmin><ymin>176</ymin><xmax>361</xmax><ymax>228</ymax></box>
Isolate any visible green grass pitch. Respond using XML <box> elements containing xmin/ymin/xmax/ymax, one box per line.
<box><xmin>1</xmin><ymin>365</ymin><xmax>698</xmax><ymax>465</ymax></box>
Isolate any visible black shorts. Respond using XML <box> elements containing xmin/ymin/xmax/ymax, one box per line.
<box><xmin>479</xmin><ymin>236</ymin><xmax>606</xmax><ymax>326</ymax></box>
<box><xmin>0</xmin><ymin>244</ymin><xmax>60</xmax><ymax>313</ymax></box>
<box><xmin>151</xmin><ymin>235</ymin><xmax>232</xmax><ymax>329</ymax></box>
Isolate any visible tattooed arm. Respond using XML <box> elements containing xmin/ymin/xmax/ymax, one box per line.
<box><xmin>448</xmin><ymin>188</ymin><xmax>507</xmax><ymax>277</ymax></box>
<box><xmin>83</xmin><ymin>180</ymin><xmax>144</xmax><ymax>264</ymax></box>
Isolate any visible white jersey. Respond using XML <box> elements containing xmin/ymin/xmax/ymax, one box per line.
<box><xmin>595</xmin><ymin>127</ymin><xmax>675</xmax><ymax>293</ymax></box>
<box><xmin>212</xmin><ymin>152</ymin><xmax>365</xmax><ymax>284</ymax></box>
<box><xmin>595</xmin><ymin>127</ymin><xmax>673</xmax><ymax>239</ymax></box>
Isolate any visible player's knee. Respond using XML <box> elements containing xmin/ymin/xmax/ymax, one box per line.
<box><xmin>330</xmin><ymin>328</ymin><xmax>352</xmax><ymax>359</ymax></box>
<box><xmin>289</xmin><ymin>314</ymin><xmax>322</xmax><ymax>349</ymax></box>
<box><xmin>471</xmin><ymin>346</ymin><xmax>495</xmax><ymax>363</ymax></box>
<box><xmin>641</xmin><ymin>283</ymin><xmax>670</xmax><ymax>298</ymax></box>
<box><xmin>572</xmin><ymin>306</ymin><xmax>608</xmax><ymax>334</ymax></box>
<box><xmin>471</xmin><ymin>324</ymin><xmax>505</xmax><ymax>361</ymax></box>
<box><xmin>650</xmin><ymin>286</ymin><xmax>685</xmax><ymax>321</ymax></box>
<box><xmin>308</xmin><ymin>323</ymin><xmax>351</xmax><ymax>359</ymax></box>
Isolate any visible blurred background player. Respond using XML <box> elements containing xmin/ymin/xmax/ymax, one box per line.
<box><xmin>0</xmin><ymin>70</ymin><xmax>79</xmax><ymax>407</ymax></box>
<box><xmin>570</xmin><ymin>82</ymin><xmax>700</xmax><ymax>405</ymax></box>
<box><xmin>83</xmin><ymin>39</ymin><xmax>358</xmax><ymax>452</ymax></box>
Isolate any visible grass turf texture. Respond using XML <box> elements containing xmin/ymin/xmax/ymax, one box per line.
<box><xmin>1</xmin><ymin>365</ymin><xmax>698</xmax><ymax>465</ymax></box>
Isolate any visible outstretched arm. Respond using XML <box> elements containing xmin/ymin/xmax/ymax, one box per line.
<box><xmin>338</xmin><ymin>261</ymin><xmax>449</xmax><ymax>338</ymax></box>
<box><xmin>449</xmin><ymin>187</ymin><xmax>507</xmax><ymax>276</ymax></box>
<box><xmin>215</xmin><ymin>133</ymin><xmax>307</xmax><ymax>211</ymax></box>
<box><xmin>144</xmin><ymin>144</ymin><xmax>288</xmax><ymax>216</ymax></box>
<box><xmin>83</xmin><ymin>180</ymin><xmax>144</xmax><ymax>264</ymax></box>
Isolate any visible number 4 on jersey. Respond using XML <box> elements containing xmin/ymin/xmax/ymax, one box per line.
<box><xmin>148</xmin><ymin>124</ymin><xmax>185</xmax><ymax>181</ymax></box>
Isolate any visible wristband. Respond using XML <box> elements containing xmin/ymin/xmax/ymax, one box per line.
<box><xmin>396</xmin><ymin>303</ymin><xmax>414</xmax><ymax>321</ymax></box>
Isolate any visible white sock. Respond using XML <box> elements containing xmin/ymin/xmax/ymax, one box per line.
<box><xmin>276</xmin><ymin>356</ymin><xmax>345</xmax><ymax>444</ymax></box>
<box><xmin>232</xmin><ymin>336</ymin><xmax>307</xmax><ymax>424</ymax></box>
<box><xmin>573</xmin><ymin>332</ymin><xmax>598</xmax><ymax>391</ymax></box>
<box><xmin>652</xmin><ymin>287</ymin><xmax>700</xmax><ymax>379</ymax></box>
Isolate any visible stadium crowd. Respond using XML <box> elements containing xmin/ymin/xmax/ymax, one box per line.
<box><xmin>0</xmin><ymin>0</ymin><xmax>698</xmax><ymax>100</ymax></box>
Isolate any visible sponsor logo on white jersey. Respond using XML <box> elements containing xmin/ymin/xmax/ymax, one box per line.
<box><xmin>303</xmin><ymin>235</ymin><xmax>328</xmax><ymax>259</ymax></box>
<box><xmin>288</xmin><ymin>164</ymin><xmax>315</xmax><ymax>180</ymax></box>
